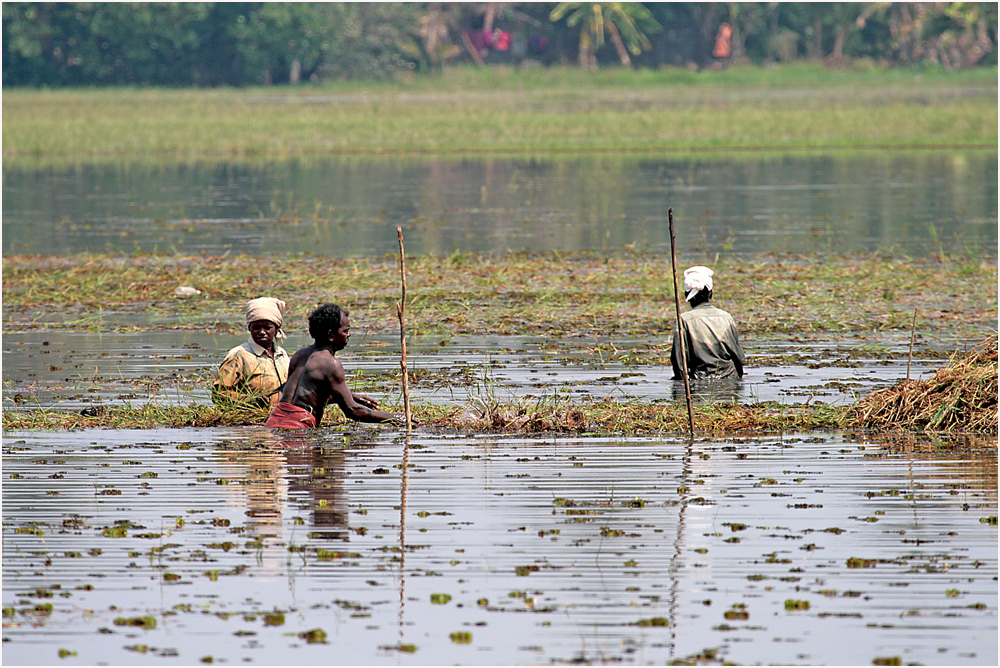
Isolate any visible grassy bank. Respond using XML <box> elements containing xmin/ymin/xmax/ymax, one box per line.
<box><xmin>3</xmin><ymin>250</ymin><xmax>995</xmax><ymax>340</ymax></box>
<box><xmin>3</xmin><ymin>65</ymin><xmax>995</xmax><ymax>164</ymax></box>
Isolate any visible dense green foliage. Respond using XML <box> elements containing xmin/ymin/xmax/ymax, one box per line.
<box><xmin>3</xmin><ymin>2</ymin><xmax>996</xmax><ymax>87</ymax></box>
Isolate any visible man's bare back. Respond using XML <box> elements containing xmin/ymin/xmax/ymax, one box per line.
<box><xmin>267</xmin><ymin>305</ymin><xmax>404</xmax><ymax>428</ymax></box>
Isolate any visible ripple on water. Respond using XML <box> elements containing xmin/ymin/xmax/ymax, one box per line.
<box><xmin>2</xmin><ymin>428</ymin><xmax>996</xmax><ymax>665</ymax></box>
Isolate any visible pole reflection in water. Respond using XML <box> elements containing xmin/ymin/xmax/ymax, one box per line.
<box><xmin>667</xmin><ymin>436</ymin><xmax>693</xmax><ymax>660</ymax></box>
<box><xmin>398</xmin><ymin>436</ymin><xmax>411</xmax><ymax>649</ymax></box>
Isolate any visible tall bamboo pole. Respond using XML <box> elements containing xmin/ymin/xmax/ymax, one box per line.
<box><xmin>396</xmin><ymin>226</ymin><xmax>412</xmax><ymax>432</ymax></box>
<box><xmin>906</xmin><ymin>308</ymin><xmax>918</xmax><ymax>381</ymax></box>
<box><xmin>668</xmin><ymin>208</ymin><xmax>695</xmax><ymax>435</ymax></box>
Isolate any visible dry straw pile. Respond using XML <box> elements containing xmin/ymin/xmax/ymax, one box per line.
<box><xmin>851</xmin><ymin>336</ymin><xmax>998</xmax><ymax>433</ymax></box>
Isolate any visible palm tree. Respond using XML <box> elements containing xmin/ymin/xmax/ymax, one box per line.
<box><xmin>549</xmin><ymin>2</ymin><xmax>660</xmax><ymax>70</ymax></box>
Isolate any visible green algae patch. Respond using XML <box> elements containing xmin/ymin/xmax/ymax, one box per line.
<box><xmin>263</xmin><ymin>612</ymin><xmax>285</xmax><ymax>627</ymax></box>
<box><xmin>636</xmin><ymin>617</ymin><xmax>670</xmax><ymax>627</ymax></box>
<box><xmin>114</xmin><ymin>616</ymin><xmax>156</xmax><ymax>629</ymax></box>
<box><xmin>3</xmin><ymin>251</ymin><xmax>994</xmax><ymax>341</ymax></box>
<box><xmin>297</xmin><ymin>628</ymin><xmax>327</xmax><ymax>644</ymax></box>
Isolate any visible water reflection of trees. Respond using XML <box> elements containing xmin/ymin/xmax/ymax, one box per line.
<box><xmin>5</xmin><ymin>154</ymin><xmax>995</xmax><ymax>259</ymax></box>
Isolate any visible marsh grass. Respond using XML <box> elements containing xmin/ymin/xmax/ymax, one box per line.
<box><xmin>3</xmin><ymin>250</ymin><xmax>995</xmax><ymax>340</ymax></box>
<box><xmin>1</xmin><ymin>388</ymin><xmax>849</xmax><ymax>434</ymax></box>
<box><xmin>2</xmin><ymin>402</ymin><xmax>271</xmax><ymax>431</ymax></box>
<box><xmin>3</xmin><ymin>66</ymin><xmax>995</xmax><ymax>163</ymax></box>
<box><xmin>424</xmin><ymin>394</ymin><xmax>850</xmax><ymax>434</ymax></box>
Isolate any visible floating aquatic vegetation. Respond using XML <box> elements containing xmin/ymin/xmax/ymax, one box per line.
<box><xmin>635</xmin><ymin>617</ymin><xmax>670</xmax><ymax>627</ymax></box>
<box><xmin>297</xmin><ymin>628</ymin><xmax>327</xmax><ymax>644</ymax></box>
<box><xmin>114</xmin><ymin>616</ymin><xmax>156</xmax><ymax>629</ymax></box>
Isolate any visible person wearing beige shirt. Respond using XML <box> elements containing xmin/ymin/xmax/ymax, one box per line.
<box><xmin>213</xmin><ymin>297</ymin><xmax>290</xmax><ymax>408</ymax></box>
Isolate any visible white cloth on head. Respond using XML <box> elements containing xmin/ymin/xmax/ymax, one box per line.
<box><xmin>683</xmin><ymin>266</ymin><xmax>714</xmax><ymax>302</ymax></box>
<box><xmin>246</xmin><ymin>297</ymin><xmax>286</xmax><ymax>340</ymax></box>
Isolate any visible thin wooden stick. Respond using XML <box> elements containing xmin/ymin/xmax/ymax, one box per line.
<box><xmin>906</xmin><ymin>307</ymin><xmax>918</xmax><ymax>381</ymax></box>
<box><xmin>396</xmin><ymin>226</ymin><xmax>412</xmax><ymax>432</ymax></box>
<box><xmin>668</xmin><ymin>207</ymin><xmax>695</xmax><ymax>435</ymax></box>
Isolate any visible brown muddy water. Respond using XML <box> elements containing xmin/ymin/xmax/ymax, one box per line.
<box><xmin>2</xmin><ymin>429</ymin><xmax>996</xmax><ymax>666</ymax></box>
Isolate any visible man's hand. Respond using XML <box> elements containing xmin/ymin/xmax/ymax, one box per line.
<box><xmin>390</xmin><ymin>413</ymin><xmax>421</xmax><ymax>427</ymax></box>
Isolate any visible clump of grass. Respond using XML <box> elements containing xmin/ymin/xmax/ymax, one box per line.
<box><xmin>851</xmin><ymin>336</ymin><xmax>998</xmax><ymax>433</ymax></box>
<box><xmin>444</xmin><ymin>393</ymin><xmax>587</xmax><ymax>432</ymax></box>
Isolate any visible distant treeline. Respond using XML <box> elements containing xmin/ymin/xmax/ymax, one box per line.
<box><xmin>3</xmin><ymin>2</ymin><xmax>997</xmax><ymax>87</ymax></box>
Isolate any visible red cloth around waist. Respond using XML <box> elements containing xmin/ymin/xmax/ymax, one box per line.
<box><xmin>265</xmin><ymin>401</ymin><xmax>317</xmax><ymax>429</ymax></box>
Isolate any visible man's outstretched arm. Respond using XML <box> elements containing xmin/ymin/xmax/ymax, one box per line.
<box><xmin>328</xmin><ymin>359</ymin><xmax>404</xmax><ymax>424</ymax></box>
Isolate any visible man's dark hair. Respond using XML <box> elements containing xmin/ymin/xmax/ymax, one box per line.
<box><xmin>688</xmin><ymin>288</ymin><xmax>713</xmax><ymax>307</ymax></box>
<box><xmin>309</xmin><ymin>303</ymin><xmax>348</xmax><ymax>342</ymax></box>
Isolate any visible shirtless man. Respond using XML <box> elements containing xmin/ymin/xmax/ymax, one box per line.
<box><xmin>265</xmin><ymin>303</ymin><xmax>406</xmax><ymax>429</ymax></box>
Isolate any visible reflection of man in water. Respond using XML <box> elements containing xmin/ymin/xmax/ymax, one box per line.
<box><xmin>671</xmin><ymin>266</ymin><xmax>746</xmax><ymax>380</ymax></box>
<box><xmin>286</xmin><ymin>445</ymin><xmax>348</xmax><ymax>541</ymax></box>
<box><xmin>220</xmin><ymin>437</ymin><xmax>349</xmax><ymax>543</ymax></box>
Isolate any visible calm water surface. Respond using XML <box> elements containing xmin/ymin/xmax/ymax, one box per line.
<box><xmin>3</xmin><ymin>152</ymin><xmax>996</xmax><ymax>259</ymax></box>
<box><xmin>2</xmin><ymin>429</ymin><xmax>996</xmax><ymax>666</ymax></box>
<box><xmin>3</xmin><ymin>152</ymin><xmax>997</xmax><ymax>665</ymax></box>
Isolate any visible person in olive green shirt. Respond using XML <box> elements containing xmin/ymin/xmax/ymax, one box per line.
<box><xmin>670</xmin><ymin>266</ymin><xmax>746</xmax><ymax>380</ymax></box>
<box><xmin>213</xmin><ymin>297</ymin><xmax>290</xmax><ymax>408</ymax></box>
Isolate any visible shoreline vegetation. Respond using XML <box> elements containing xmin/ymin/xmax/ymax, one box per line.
<box><xmin>3</xmin><ymin>65</ymin><xmax>996</xmax><ymax>164</ymax></box>
<box><xmin>3</xmin><ymin>250</ymin><xmax>996</xmax><ymax>435</ymax></box>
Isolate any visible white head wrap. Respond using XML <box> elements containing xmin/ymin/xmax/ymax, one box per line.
<box><xmin>683</xmin><ymin>266</ymin><xmax>714</xmax><ymax>302</ymax></box>
<box><xmin>246</xmin><ymin>297</ymin><xmax>286</xmax><ymax>341</ymax></box>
